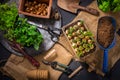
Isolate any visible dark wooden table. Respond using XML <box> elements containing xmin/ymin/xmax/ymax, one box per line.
<box><xmin>1</xmin><ymin>0</ymin><xmax>120</xmax><ymax>80</ymax></box>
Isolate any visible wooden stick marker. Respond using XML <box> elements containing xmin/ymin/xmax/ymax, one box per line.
<box><xmin>68</xmin><ymin>65</ymin><xmax>83</xmax><ymax>78</ymax></box>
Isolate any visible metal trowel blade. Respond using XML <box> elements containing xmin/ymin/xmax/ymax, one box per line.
<box><xmin>57</xmin><ymin>0</ymin><xmax>80</xmax><ymax>13</ymax></box>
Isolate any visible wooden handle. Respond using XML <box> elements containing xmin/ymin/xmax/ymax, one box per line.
<box><xmin>73</xmin><ymin>5</ymin><xmax>99</xmax><ymax>16</ymax></box>
<box><xmin>24</xmin><ymin>53</ymin><xmax>40</xmax><ymax>68</ymax></box>
<box><xmin>68</xmin><ymin>66</ymin><xmax>83</xmax><ymax>78</ymax></box>
<box><xmin>15</xmin><ymin>43</ymin><xmax>40</xmax><ymax>68</ymax></box>
<box><xmin>84</xmin><ymin>7</ymin><xmax>99</xmax><ymax>16</ymax></box>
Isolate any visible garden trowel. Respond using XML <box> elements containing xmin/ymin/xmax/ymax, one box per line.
<box><xmin>57</xmin><ymin>0</ymin><xmax>99</xmax><ymax>16</ymax></box>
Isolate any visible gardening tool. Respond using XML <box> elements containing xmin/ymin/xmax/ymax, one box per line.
<box><xmin>42</xmin><ymin>60</ymin><xmax>72</xmax><ymax>75</ymax></box>
<box><xmin>97</xmin><ymin>16</ymin><xmax>116</xmax><ymax>73</ymax></box>
<box><xmin>11</xmin><ymin>41</ymin><xmax>40</xmax><ymax>68</ymax></box>
<box><xmin>28</xmin><ymin>21</ymin><xmax>61</xmax><ymax>42</ymax></box>
<box><xmin>57</xmin><ymin>0</ymin><xmax>99</xmax><ymax>16</ymax></box>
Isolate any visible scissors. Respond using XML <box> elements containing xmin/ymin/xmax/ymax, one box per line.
<box><xmin>27</xmin><ymin>21</ymin><xmax>62</xmax><ymax>42</ymax></box>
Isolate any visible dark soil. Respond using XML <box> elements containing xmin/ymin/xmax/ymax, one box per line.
<box><xmin>97</xmin><ymin>17</ymin><xmax>115</xmax><ymax>48</ymax></box>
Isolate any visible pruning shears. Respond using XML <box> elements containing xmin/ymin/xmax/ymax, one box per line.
<box><xmin>42</xmin><ymin>60</ymin><xmax>72</xmax><ymax>75</ymax></box>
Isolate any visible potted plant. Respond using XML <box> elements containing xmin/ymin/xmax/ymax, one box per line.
<box><xmin>97</xmin><ymin>0</ymin><xmax>120</xmax><ymax>12</ymax></box>
<box><xmin>0</xmin><ymin>3</ymin><xmax>43</xmax><ymax>52</ymax></box>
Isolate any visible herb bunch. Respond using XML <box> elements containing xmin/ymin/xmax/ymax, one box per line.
<box><xmin>98</xmin><ymin>0</ymin><xmax>120</xmax><ymax>12</ymax></box>
<box><xmin>0</xmin><ymin>3</ymin><xmax>43</xmax><ymax>50</ymax></box>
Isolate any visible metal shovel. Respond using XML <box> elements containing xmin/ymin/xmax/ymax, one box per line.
<box><xmin>57</xmin><ymin>0</ymin><xmax>99</xmax><ymax>16</ymax></box>
<box><xmin>97</xmin><ymin>16</ymin><xmax>116</xmax><ymax>73</ymax></box>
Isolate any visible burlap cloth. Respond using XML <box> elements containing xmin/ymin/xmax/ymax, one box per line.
<box><xmin>1</xmin><ymin>1</ymin><xmax>120</xmax><ymax>80</ymax></box>
<box><xmin>2</xmin><ymin>34</ymin><xmax>73</xmax><ymax>80</ymax></box>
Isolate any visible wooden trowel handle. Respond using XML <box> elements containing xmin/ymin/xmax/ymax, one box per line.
<box><xmin>14</xmin><ymin>43</ymin><xmax>40</xmax><ymax>68</ymax></box>
<box><xmin>84</xmin><ymin>7</ymin><xmax>99</xmax><ymax>16</ymax></box>
<box><xmin>74</xmin><ymin>5</ymin><xmax>99</xmax><ymax>16</ymax></box>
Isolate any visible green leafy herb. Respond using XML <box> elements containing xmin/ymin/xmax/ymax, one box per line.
<box><xmin>98</xmin><ymin>0</ymin><xmax>120</xmax><ymax>12</ymax></box>
<box><xmin>0</xmin><ymin>3</ymin><xmax>43</xmax><ymax>50</ymax></box>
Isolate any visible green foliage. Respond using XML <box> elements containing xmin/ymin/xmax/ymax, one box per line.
<box><xmin>98</xmin><ymin>0</ymin><xmax>120</xmax><ymax>12</ymax></box>
<box><xmin>0</xmin><ymin>3</ymin><xmax>18</xmax><ymax>30</ymax></box>
<box><xmin>0</xmin><ymin>3</ymin><xmax>43</xmax><ymax>50</ymax></box>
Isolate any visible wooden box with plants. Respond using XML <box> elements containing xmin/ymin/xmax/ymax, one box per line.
<box><xmin>62</xmin><ymin>20</ymin><xmax>96</xmax><ymax>58</ymax></box>
<box><xmin>0</xmin><ymin>3</ymin><xmax>44</xmax><ymax>54</ymax></box>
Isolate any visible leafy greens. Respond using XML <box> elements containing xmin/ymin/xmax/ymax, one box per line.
<box><xmin>98</xmin><ymin>0</ymin><xmax>120</xmax><ymax>12</ymax></box>
<box><xmin>0</xmin><ymin>3</ymin><xmax>43</xmax><ymax>50</ymax></box>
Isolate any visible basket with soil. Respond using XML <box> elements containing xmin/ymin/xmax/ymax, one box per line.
<box><xmin>62</xmin><ymin>20</ymin><xmax>96</xmax><ymax>58</ymax></box>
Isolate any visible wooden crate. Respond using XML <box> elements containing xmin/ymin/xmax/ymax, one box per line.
<box><xmin>19</xmin><ymin>0</ymin><xmax>52</xmax><ymax>18</ymax></box>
